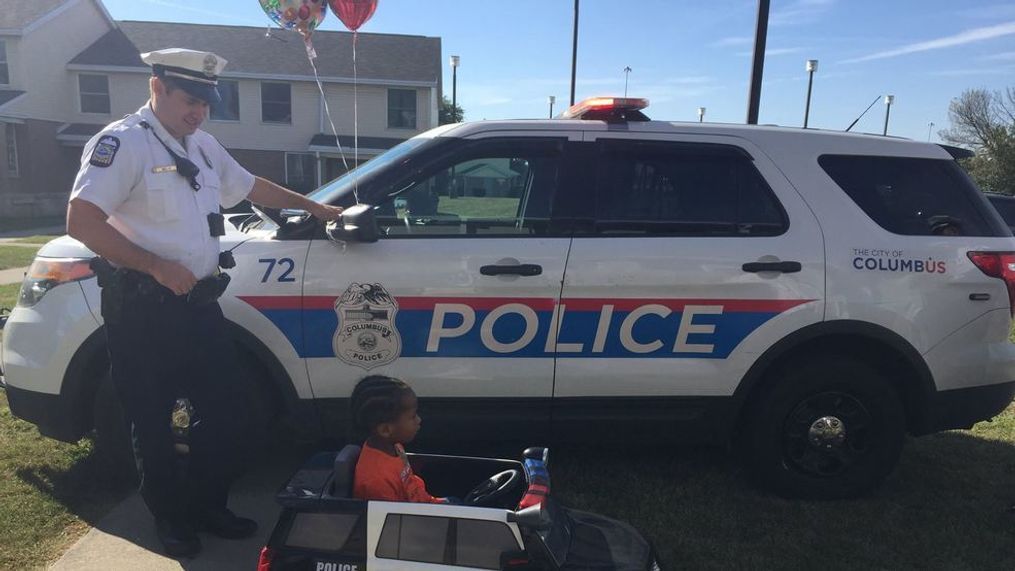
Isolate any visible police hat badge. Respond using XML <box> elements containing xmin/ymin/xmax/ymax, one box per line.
<box><xmin>333</xmin><ymin>283</ymin><xmax>402</xmax><ymax>369</ymax></box>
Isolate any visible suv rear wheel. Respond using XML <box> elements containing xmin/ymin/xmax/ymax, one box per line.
<box><xmin>740</xmin><ymin>356</ymin><xmax>906</xmax><ymax>499</ymax></box>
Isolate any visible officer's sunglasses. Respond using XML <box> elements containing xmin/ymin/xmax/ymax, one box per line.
<box><xmin>140</xmin><ymin>120</ymin><xmax>202</xmax><ymax>191</ymax></box>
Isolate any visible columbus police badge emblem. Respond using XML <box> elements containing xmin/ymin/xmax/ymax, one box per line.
<box><xmin>89</xmin><ymin>135</ymin><xmax>120</xmax><ymax>168</ymax></box>
<box><xmin>333</xmin><ymin>283</ymin><xmax>402</xmax><ymax>369</ymax></box>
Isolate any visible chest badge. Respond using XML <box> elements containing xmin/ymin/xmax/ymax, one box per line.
<box><xmin>89</xmin><ymin>135</ymin><xmax>120</xmax><ymax>168</ymax></box>
<box><xmin>333</xmin><ymin>283</ymin><xmax>402</xmax><ymax>369</ymax></box>
<box><xmin>198</xmin><ymin>146</ymin><xmax>213</xmax><ymax>169</ymax></box>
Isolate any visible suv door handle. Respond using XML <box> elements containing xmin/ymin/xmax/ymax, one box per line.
<box><xmin>742</xmin><ymin>261</ymin><xmax>802</xmax><ymax>273</ymax></box>
<box><xmin>480</xmin><ymin>263</ymin><xmax>543</xmax><ymax>277</ymax></box>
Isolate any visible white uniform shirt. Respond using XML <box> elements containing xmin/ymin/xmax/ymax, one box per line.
<box><xmin>70</xmin><ymin>104</ymin><xmax>255</xmax><ymax>279</ymax></box>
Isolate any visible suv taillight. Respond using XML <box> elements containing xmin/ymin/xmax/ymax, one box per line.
<box><xmin>967</xmin><ymin>251</ymin><xmax>1015</xmax><ymax>315</ymax></box>
<box><xmin>256</xmin><ymin>546</ymin><xmax>275</xmax><ymax>571</ymax></box>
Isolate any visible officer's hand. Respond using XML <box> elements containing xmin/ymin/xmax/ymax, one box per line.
<box><xmin>309</xmin><ymin>203</ymin><xmax>344</xmax><ymax>222</ymax></box>
<box><xmin>150</xmin><ymin>259</ymin><xmax>198</xmax><ymax>295</ymax></box>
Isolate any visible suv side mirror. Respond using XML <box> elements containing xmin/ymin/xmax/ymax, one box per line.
<box><xmin>326</xmin><ymin>203</ymin><xmax>379</xmax><ymax>243</ymax></box>
<box><xmin>507</xmin><ymin>504</ymin><xmax>550</xmax><ymax>530</ymax></box>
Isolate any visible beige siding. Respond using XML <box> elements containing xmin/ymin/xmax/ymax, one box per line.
<box><xmin>70</xmin><ymin>71</ymin><xmax>149</xmax><ymax>125</ymax></box>
<box><xmin>4</xmin><ymin>0</ymin><xmax>113</xmax><ymax>122</ymax></box>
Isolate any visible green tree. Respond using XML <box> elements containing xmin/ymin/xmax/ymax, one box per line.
<box><xmin>940</xmin><ymin>88</ymin><xmax>1015</xmax><ymax>194</ymax></box>
<box><xmin>439</xmin><ymin>96</ymin><xmax>464</xmax><ymax>125</ymax></box>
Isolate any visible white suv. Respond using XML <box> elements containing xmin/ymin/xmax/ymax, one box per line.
<box><xmin>4</xmin><ymin>98</ymin><xmax>1014</xmax><ymax>499</ymax></box>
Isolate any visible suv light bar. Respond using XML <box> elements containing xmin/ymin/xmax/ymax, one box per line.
<box><xmin>560</xmin><ymin>97</ymin><xmax>650</xmax><ymax>122</ymax></box>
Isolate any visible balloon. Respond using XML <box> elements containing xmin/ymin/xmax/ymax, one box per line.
<box><xmin>328</xmin><ymin>0</ymin><xmax>378</xmax><ymax>32</ymax></box>
<box><xmin>259</xmin><ymin>0</ymin><xmax>327</xmax><ymax>34</ymax></box>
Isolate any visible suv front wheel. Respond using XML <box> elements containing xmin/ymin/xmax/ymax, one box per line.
<box><xmin>740</xmin><ymin>357</ymin><xmax>906</xmax><ymax>499</ymax></box>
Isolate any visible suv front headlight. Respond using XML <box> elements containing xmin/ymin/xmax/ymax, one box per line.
<box><xmin>17</xmin><ymin>258</ymin><xmax>95</xmax><ymax>308</ymax></box>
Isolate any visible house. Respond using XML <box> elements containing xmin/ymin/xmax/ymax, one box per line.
<box><xmin>0</xmin><ymin>0</ymin><xmax>442</xmax><ymax>218</ymax></box>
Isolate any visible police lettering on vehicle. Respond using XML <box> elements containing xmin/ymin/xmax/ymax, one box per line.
<box><xmin>314</xmin><ymin>562</ymin><xmax>358</xmax><ymax>571</ymax></box>
<box><xmin>240</xmin><ymin>287</ymin><xmax>811</xmax><ymax>362</ymax></box>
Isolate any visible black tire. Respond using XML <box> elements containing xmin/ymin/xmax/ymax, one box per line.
<box><xmin>739</xmin><ymin>356</ymin><xmax>906</xmax><ymax>499</ymax></box>
<box><xmin>92</xmin><ymin>370</ymin><xmax>139</xmax><ymax>488</ymax></box>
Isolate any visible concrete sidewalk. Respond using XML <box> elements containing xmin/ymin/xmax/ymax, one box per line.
<box><xmin>1</xmin><ymin>267</ymin><xmax>27</xmax><ymax>286</ymax></box>
<box><xmin>50</xmin><ymin>448</ymin><xmax>304</xmax><ymax>571</ymax></box>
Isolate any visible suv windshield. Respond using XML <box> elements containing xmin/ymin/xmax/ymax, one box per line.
<box><xmin>307</xmin><ymin>137</ymin><xmax>434</xmax><ymax>206</ymax></box>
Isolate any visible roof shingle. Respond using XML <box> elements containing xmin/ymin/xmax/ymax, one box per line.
<box><xmin>0</xmin><ymin>0</ymin><xmax>68</xmax><ymax>30</ymax></box>
<box><xmin>71</xmin><ymin>21</ymin><xmax>441</xmax><ymax>83</ymax></box>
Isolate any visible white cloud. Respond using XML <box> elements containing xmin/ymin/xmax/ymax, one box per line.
<box><xmin>926</xmin><ymin>67</ymin><xmax>1015</xmax><ymax>77</ymax></box>
<box><xmin>771</xmin><ymin>0</ymin><xmax>836</xmax><ymax>26</ymax></box>
<box><xmin>736</xmin><ymin>47</ymin><xmax>804</xmax><ymax>57</ymax></box>
<box><xmin>711</xmin><ymin>36</ymin><xmax>753</xmax><ymax>47</ymax></box>
<box><xmin>141</xmin><ymin>0</ymin><xmax>264</xmax><ymax>25</ymax></box>
<box><xmin>981</xmin><ymin>51</ymin><xmax>1015</xmax><ymax>62</ymax></box>
<box><xmin>843</xmin><ymin>20</ymin><xmax>1015</xmax><ymax>63</ymax></box>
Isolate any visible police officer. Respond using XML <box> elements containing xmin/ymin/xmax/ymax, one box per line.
<box><xmin>66</xmin><ymin>48</ymin><xmax>343</xmax><ymax>558</ymax></box>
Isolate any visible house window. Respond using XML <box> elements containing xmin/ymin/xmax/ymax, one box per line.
<box><xmin>79</xmin><ymin>74</ymin><xmax>110</xmax><ymax>114</ymax></box>
<box><xmin>0</xmin><ymin>41</ymin><xmax>9</xmax><ymax>85</ymax></box>
<box><xmin>6</xmin><ymin>124</ymin><xmax>18</xmax><ymax>177</ymax></box>
<box><xmin>261</xmin><ymin>82</ymin><xmax>291</xmax><ymax>124</ymax></box>
<box><xmin>211</xmin><ymin>80</ymin><xmax>240</xmax><ymax>121</ymax></box>
<box><xmin>388</xmin><ymin>89</ymin><xmax>417</xmax><ymax>129</ymax></box>
<box><xmin>286</xmin><ymin>152</ymin><xmax>317</xmax><ymax>193</ymax></box>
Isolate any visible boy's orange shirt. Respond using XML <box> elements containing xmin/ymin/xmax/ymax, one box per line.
<box><xmin>353</xmin><ymin>442</ymin><xmax>442</xmax><ymax>503</ymax></box>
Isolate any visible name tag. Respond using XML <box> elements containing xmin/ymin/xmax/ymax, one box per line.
<box><xmin>152</xmin><ymin>165</ymin><xmax>177</xmax><ymax>173</ymax></box>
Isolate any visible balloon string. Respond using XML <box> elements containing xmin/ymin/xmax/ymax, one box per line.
<box><xmin>306</xmin><ymin>46</ymin><xmax>355</xmax><ymax>203</ymax></box>
<box><xmin>353</xmin><ymin>31</ymin><xmax>359</xmax><ymax>201</ymax></box>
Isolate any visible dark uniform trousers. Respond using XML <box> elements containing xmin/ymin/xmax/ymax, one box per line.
<box><xmin>104</xmin><ymin>288</ymin><xmax>251</xmax><ymax>523</ymax></box>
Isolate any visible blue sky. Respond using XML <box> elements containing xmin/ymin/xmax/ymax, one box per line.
<box><xmin>103</xmin><ymin>0</ymin><xmax>1015</xmax><ymax>142</ymax></box>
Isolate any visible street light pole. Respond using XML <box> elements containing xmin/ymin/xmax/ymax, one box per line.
<box><xmin>697</xmin><ymin>107</ymin><xmax>706</xmax><ymax>123</ymax></box>
<box><xmin>883</xmin><ymin>94</ymin><xmax>894</xmax><ymax>136</ymax></box>
<box><xmin>623</xmin><ymin>66</ymin><xmax>632</xmax><ymax>97</ymax></box>
<box><xmin>548</xmin><ymin>95</ymin><xmax>556</xmax><ymax>118</ymax></box>
<box><xmin>570</xmin><ymin>0</ymin><xmax>579</xmax><ymax>105</ymax></box>
<box><xmin>746</xmin><ymin>0</ymin><xmax>771</xmax><ymax>124</ymax></box>
<box><xmin>927</xmin><ymin>121</ymin><xmax>935</xmax><ymax>142</ymax></box>
<box><xmin>803</xmin><ymin>59</ymin><xmax>818</xmax><ymax>128</ymax></box>
<box><xmin>450</xmin><ymin>55</ymin><xmax>460</xmax><ymax>113</ymax></box>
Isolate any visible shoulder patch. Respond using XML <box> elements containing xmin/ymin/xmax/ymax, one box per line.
<box><xmin>89</xmin><ymin>135</ymin><xmax>121</xmax><ymax>168</ymax></box>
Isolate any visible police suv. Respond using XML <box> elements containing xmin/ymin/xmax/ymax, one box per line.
<box><xmin>4</xmin><ymin>98</ymin><xmax>1014</xmax><ymax>499</ymax></box>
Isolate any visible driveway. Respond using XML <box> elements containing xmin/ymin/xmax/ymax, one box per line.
<box><xmin>51</xmin><ymin>444</ymin><xmax>309</xmax><ymax>570</ymax></box>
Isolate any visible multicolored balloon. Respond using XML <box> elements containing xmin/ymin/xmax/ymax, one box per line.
<box><xmin>328</xmin><ymin>0</ymin><xmax>378</xmax><ymax>32</ymax></box>
<box><xmin>259</xmin><ymin>0</ymin><xmax>328</xmax><ymax>35</ymax></box>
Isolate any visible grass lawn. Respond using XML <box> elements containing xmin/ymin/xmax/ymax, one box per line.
<box><xmin>0</xmin><ymin>246</ymin><xmax>38</xmax><ymax>271</ymax></box>
<box><xmin>0</xmin><ymin>283</ymin><xmax>19</xmax><ymax>310</ymax></box>
<box><xmin>0</xmin><ymin>386</ymin><xmax>1012</xmax><ymax>567</ymax></box>
<box><xmin>6</xmin><ymin>235</ymin><xmax>60</xmax><ymax>245</ymax></box>
<box><xmin>0</xmin><ymin>393</ymin><xmax>127</xmax><ymax>569</ymax></box>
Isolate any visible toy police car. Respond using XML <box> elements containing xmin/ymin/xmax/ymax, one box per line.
<box><xmin>5</xmin><ymin>97</ymin><xmax>1015</xmax><ymax>499</ymax></box>
<box><xmin>258</xmin><ymin>446</ymin><xmax>660</xmax><ymax>570</ymax></box>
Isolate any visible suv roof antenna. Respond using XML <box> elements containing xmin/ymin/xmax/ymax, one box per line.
<box><xmin>845</xmin><ymin>95</ymin><xmax>881</xmax><ymax>132</ymax></box>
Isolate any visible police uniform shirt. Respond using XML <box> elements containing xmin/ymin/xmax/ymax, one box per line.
<box><xmin>70</xmin><ymin>105</ymin><xmax>255</xmax><ymax>279</ymax></box>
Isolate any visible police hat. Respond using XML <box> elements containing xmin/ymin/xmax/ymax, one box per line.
<box><xmin>141</xmin><ymin>48</ymin><xmax>227</xmax><ymax>105</ymax></box>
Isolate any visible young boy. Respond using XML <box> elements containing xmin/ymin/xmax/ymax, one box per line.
<box><xmin>351</xmin><ymin>375</ymin><xmax>447</xmax><ymax>503</ymax></box>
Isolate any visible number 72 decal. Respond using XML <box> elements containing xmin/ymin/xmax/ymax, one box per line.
<box><xmin>259</xmin><ymin>258</ymin><xmax>297</xmax><ymax>283</ymax></box>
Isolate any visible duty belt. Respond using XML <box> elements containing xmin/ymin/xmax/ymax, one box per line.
<box><xmin>91</xmin><ymin>257</ymin><xmax>230</xmax><ymax>307</ymax></box>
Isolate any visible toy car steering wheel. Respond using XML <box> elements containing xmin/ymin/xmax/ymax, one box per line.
<box><xmin>464</xmin><ymin>469</ymin><xmax>523</xmax><ymax>507</ymax></box>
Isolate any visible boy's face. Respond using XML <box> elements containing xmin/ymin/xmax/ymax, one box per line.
<box><xmin>380</xmin><ymin>391</ymin><xmax>421</xmax><ymax>444</ymax></box>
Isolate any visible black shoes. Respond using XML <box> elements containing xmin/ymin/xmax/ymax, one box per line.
<box><xmin>155</xmin><ymin>517</ymin><xmax>202</xmax><ymax>558</ymax></box>
<box><xmin>196</xmin><ymin>508</ymin><xmax>259</xmax><ymax>540</ymax></box>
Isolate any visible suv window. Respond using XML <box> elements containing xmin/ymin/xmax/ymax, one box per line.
<box><xmin>587</xmin><ymin>140</ymin><xmax>786</xmax><ymax>236</ymax></box>
<box><xmin>819</xmin><ymin>155</ymin><xmax>1006</xmax><ymax>237</ymax></box>
<box><xmin>376</xmin><ymin>514</ymin><xmax>520</xmax><ymax>568</ymax></box>
<box><xmin>376</xmin><ymin>514</ymin><xmax>448</xmax><ymax>564</ymax></box>
<box><xmin>284</xmin><ymin>512</ymin><xmax>365</xmax><ymax>553</ymax></box>
<box><xmin>456</xmin><ymin>519</ymin><xmax>520</xmax><ymax>569</ymax></box>
<box><xmin>376</xmin><ymin>138</ymin><xmax>564</xmax><ymax>237</ymax></box>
